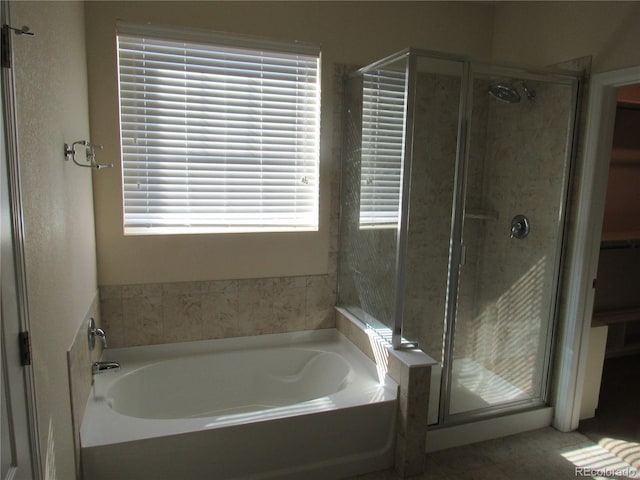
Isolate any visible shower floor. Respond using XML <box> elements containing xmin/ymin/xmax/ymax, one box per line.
<box><xmin>429</xmin><ymin>358</ymin><xmax>530</xmax><ymax>423</ymax></box>
<box><xmin>450</xmin><ymin>357</ymin><xmax>530</xmax><ymax>413</ymax></box>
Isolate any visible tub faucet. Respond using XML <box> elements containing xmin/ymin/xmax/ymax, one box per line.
<box><xmin>92</xmin><ymin>362</ymin><xmax>120</xmax><ymax>375</ymax></box>
<box><xmin>88</xmin><ymin>317</ymin><xmax>107</xmax><ymax>350</ymax></box>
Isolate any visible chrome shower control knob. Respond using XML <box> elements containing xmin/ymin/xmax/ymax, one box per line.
<box><xmin>510</xmin><ymin>214</ymin><xmax>530</xmax><ymax>239</ymax></box>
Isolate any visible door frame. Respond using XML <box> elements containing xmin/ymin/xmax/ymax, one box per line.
<box><xmin>553</xmin><ymin>65</ymin><xmax>640</xmax><ymax>432</ymax></box>
<box><xmin>1</xmin><ymin>0</ymin><xmax>42</xmax><ymax>476</ymax></box>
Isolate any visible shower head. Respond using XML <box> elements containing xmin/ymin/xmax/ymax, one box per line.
<box><xmin>488</xmin><ymin>83</ymin><xmax>521</xmax><ymax>104</ymax></box>
<box><xmin>488</xmin><ymin>80</ymin><xmax>536</xmax><ymax>104</ymax></box>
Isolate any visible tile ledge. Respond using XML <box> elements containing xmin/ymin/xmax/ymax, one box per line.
<box><xmin>390</xmin><ymin>347</ymin><xmax>437</xmax><ymax>369</ymax></box>
<box><xmin>335</xmin><ymin>306</ymin><xmax>437</xmax><ymax>369</ymax></box>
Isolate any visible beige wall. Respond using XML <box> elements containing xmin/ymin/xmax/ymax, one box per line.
<box><xmin>11</xmin><ymin>1</ymin><xmax>98</xmax><ymax>478</ymax></box>
<box><xmin>84</xmin><ymin>1</ymin><xmax>496</xmax><ymax>286</ymax></box>
<box><xmin>492</xmin><ymin>2</ymin><xmax>640</xmax><ymax>72</ymax></box>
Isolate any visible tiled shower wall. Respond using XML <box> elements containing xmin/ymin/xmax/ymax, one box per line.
<box><xmin>402</xmin><ymin>71</ymin><xmax>576</xmax><ymax>406</ymax></box>
<box><xmin>456</xmin><ymin>79</ymin><xmax>576</xmax><ymax>394</ymax></box>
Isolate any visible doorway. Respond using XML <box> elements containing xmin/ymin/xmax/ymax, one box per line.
<box><xmin>553</xmin><ymin>65</ymin><xmax>640</xmax><ymax>433</ymax></box>
<box><xmin>578</xmin><ymin>83</ymin><xmax>640</xmax><ymax>444</ymax></box>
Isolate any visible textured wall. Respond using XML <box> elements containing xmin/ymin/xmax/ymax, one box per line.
<box><xmin>492</xmin><ymin>2</ymin><xmax>640</xmax><ymax>72</ymax></box>
<box><xmin>10</xmin><ymin>1</ymin><xmax>98</xmax><ymax>478</ymax></box>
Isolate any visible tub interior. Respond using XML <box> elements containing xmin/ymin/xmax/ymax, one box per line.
<box><xmin>107</xmin><ymin>349</ymin><xmax>353</xmax><ymax>419</ymax></box>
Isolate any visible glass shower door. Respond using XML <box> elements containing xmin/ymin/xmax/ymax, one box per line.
<box><xmin>447</xmin><ymin>67</ymin><xmax>578</xmax><ymax>417</ymax></box>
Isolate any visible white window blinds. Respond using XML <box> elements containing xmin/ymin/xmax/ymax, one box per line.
<box><xmin>116</xmin><ymin>23</ymin><xmax>321</xmax><ymax>235</ymax></box>
<box><xmin>359</xmin><ymin>67</ymin><xmax>406</xmax><ymax>228</ymax></box>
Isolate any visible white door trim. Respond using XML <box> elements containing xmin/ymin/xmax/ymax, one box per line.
<box><xmin>1</xmin><ymin>0</ymin><xmax>42</xmax><ymax>477</ymax></box>
<box><xmin>553</xmin><ymin>65</ymin><xmax>640</xmax><ymax>432</ymax></box>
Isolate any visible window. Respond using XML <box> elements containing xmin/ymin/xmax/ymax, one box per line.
<box><xmin>116</xmin><ymin>23</ymin><xmax>321</xmax><ymax>235</ymax></box>
<box><xmin>359</xmin><ymin>65</ymin><xmax>406</xmax><ymax>228</ymax></box>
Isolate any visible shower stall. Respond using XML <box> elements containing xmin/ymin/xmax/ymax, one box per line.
<box><xmin>337</xmin><ymin>49</ymin><xmax>581</xmax><ymax>427</ymax></box>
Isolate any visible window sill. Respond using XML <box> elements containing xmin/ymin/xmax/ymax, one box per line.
<box><xmin>123</xmin><ymin>226</ymin><xmax>319</xmax><ymax>236</ymax></box>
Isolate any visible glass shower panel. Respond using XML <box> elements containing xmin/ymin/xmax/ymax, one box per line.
<box><xmin>448</xmin><ymin>69</ymin><xmax>577</xmax><ymax>416</ymax></box>
<box><xmin>338</xmin><ymin>56</ymin><xmax>408</xmax><ymax>337</ymax></box>
<box><xmin>401</xmin><ymin>56</ymin><xmax>464</xmax><ymax>424</ymax></box>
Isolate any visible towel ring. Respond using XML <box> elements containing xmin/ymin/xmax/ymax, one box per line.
<box><xmin>64</xmin><ymin>141</ymin><xmax>113</xmax><ymax>170</ymax></box>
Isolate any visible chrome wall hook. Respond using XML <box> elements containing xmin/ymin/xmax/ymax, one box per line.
<box><xmin>6</xmin><ymin>25</ymin><xmax>34</xmax><ymax>36</ymax></box>
<box><xmin>64</xmin><ymin>140</ymin><xmax>113</xmax><ymax>170</ymax></box>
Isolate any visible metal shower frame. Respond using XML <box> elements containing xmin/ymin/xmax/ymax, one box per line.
<box><xmin>350</xmin><ymin>47</ymin><xmax>583</xmax><ymax>426</ymax></box>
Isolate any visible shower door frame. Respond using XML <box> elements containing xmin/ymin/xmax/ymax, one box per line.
<box><xmin>345</xmin><ymin>48</ymin><xmax>414</xmax><ymax>349</ymax></box>
<box><xmin>349</xmin><ymin>48</ymin><xmax>466</xmax><ymax>350</ymax></box>
<box><xmin>442</xmin><ymin>60</ymin><xmax>582</xmax><ymax>428</ymax></box>
<box><xmin>393</xmin><ymin>50</ymin><xmax>583</xmax><ymax>427</ymax></box>
<box><xmin>436</xmin><ymin>56</ymin><xmax>472</xmax><ymax>426</ymax></box>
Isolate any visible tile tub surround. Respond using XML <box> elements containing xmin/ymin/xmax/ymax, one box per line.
<box><xmin>99</xmin><ymin>274</ymin><xmax>337</xmax><ymax>348</ymax></box>
<box><xmin>67</xmin><ymin>294</ymin><xmax>102</xmax><ymax>478</ymax></box>
<box><xmin>336</xmin><ymin>308</ymin><xmax>436</xmax><ymax>478</ymax></box>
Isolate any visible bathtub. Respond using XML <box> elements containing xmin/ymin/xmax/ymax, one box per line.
<box><xmin>81</xmin><ymin>329</ymin><xmax>398</xmax><ymax>480</ymax></box>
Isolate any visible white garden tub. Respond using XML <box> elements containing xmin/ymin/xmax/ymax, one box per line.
<box><xmin>81</xmin><ymin>329</ymin><xmax>398</xmax><ymax>480</ymax></box>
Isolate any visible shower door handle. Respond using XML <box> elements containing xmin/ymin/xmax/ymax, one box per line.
<box><xmin>460</xmin><ymin>244</ymin><xmax>467</xmax><ymax>266</ymax></box>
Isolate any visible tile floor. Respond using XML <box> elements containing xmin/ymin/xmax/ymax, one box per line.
<box><xmin>349</xmin><ymin>427</ymin><xmax>640</xmax><ymax>479</ymax></box>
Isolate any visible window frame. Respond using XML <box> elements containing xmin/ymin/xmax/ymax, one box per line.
<box><xmin>115</xmin><ymin>22</ymin><xmax>322</xmax><ymax>236</ymax></box>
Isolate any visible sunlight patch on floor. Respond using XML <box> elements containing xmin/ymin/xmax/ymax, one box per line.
<box><xmin>561</xmin><ymin>437</ymin><xmax>640</xmax><ymax>479</ymax></box>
